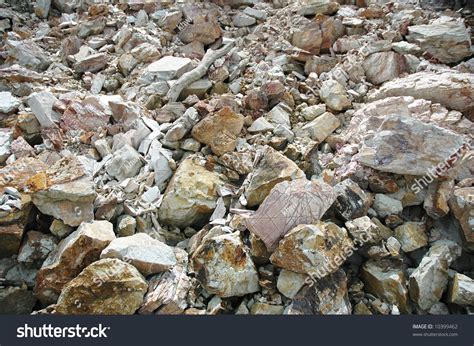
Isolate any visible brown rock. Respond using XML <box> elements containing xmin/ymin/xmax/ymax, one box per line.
<box><xmin>192</xmin><ymin>107</ymin><xmax>244</xmax><ymax>156</ymax></box>
<box><xmin>35</xmin><ymin>220</ymin><xmax>115</xmax><ymax>305</ymax></box>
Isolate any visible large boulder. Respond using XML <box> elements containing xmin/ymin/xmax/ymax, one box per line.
<box><xmin>35</xmin><ymin>220</ymin><xmax>115</xmax><ymax>305</ymax></box>
<box><xmin>246</xmin><ymin>179</ymin><xmax>336</xmax><ymax>250</ymax></box>
<box><xmin>363</xmin><ymin>52</ymin><xmax>408</xmax><ymax>85</ymax></box>
<box><xmin>406</xmin><ymin>16</ymin><xmax>473</xmax><ymax>64</ymax></box>
<box><xmin>55</xmin><ymin>258</ymin><xmax>148</xmax><ymax>315</ymax></box>
<box><xmin>368</xmin><ymin>71</ymin><xmax>474</xmax><ymax>112</ymax></box>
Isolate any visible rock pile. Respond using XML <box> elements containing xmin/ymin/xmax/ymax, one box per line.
<box><xmin>0</xmin><ymin>0</ymin><xmax>473</xmax><ymax>315</ymax></box>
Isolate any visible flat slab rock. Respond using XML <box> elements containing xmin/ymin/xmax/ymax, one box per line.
<box><xmin>101</xmin><ymin>233</ymin><xmax>177</xmax><ymax>276</ymax></box>
<box><xmin>246</xmin><ymin>179</ymin><xmax>336</xmax><ymax>250</ymax></box>
<box><xmin>368</xmin><ymin>71</ymin><xmax>474</xmax><ymax>113</ymax></box>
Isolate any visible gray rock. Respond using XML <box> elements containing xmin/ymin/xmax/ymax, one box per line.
<box><xmin>0</xmin><ymin>91</ymin><xmax>21</xmax><ymax>114</ymax></box>
<box><xmin>0</xmin><ymin>286</ymin><xmax>36</xmax><ymax>314</ymax></box>
<box><xmin>406</xmin><ymin>16</ymin><xmax>473</xmax><ymax>64</ymax></box>
<box><xmin>373</xmin><ymin>194</ymin><xmax>403</xmax><ymax>218</ymax></box>
<box><xmin>320</xmin><ymin>79</ymin><xmax>351</xmax><ymax>111</ymax></box>
<box><xmin>277</xmin><ymin>269</ymin><xmax>307</xmax><ymax>299</ymax></box>
<box><xmin>34</xmin><ymin>0</ymin><xmax>51</xmax><ymax>18</ymax></box>
<box><xmin>106</xmin><ymin>145</ymin><xmax>144</xmax><ymax>181</ymax></box>
<box><xmin>143</xmin><ymin>56</ymin><xmax>193</xmax><ymax>82</ymax></box>
<box><xmin>233</xmin><ymin>13</ymin><xmax>257</xmax><ymax>27</ymax></box>
<box><xmin>302</xmin><ymin>112</ymin><xmax>341</xmax><ymax>143</ymax></box>
<box><xmin>101</xmin><ymin>233</ymin><xmax>177</xmax><ymax>276</ymax></box>
<box><xmin>27</xmin><ymin>91</ymin><xmax>59</xmax><ymax>128</ymax></box>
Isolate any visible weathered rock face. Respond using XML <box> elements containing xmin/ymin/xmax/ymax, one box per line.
<box><xmin>361</xmin><ymin>259</ymin><xmax>410</xmax><ymax>313</ymax></box>
<box><xmin>449</xmin><ymin>187</ymin><xmax>474</xmax><ymax>250</ymax></box>
<box><xmin>319</xmin><ymin>79</ymin><xmax>351</xmax><ymax>111</ymax></box>
<box><xmin>18</xmin><ymin>231</ymin><xmax>57</xmax><ymax>267</ymax></box>
<box><xmin>245</xmin><ymin>146</ymin><xmax>305</xmax><ymax>207</ymax></box>
<box><xmin>191</xmin><ymin>231</ymin><xmax>259</xmax><ymax>298</ymax></box>
<box><xmin>101</xmin><ymin>233</ymin><xmax>177</xmax><ymax>276</ymax></box>
<box><xmin>6</xmin><ymin>39</ymin><xmax>51</xmax><ymax>72</ymax></box>
<box><xmin>394</xmin><ymin>222</ymin><xmax>428</xmax><ymax>253</ymax></box>
<box><xmin>191</xmin><ymin>107</ymin><xmax>244</xmax><ymax>156</ymax></box>
<box><xmin>448</xmin><ymin>273</ymin><xmax>474</xmax><ymax>306</ymax></box>
<box><xmin>55</xmin><ymin>258</ymin><xmax>148</xmax><ymax>315</ymax></box>
<box><xmin>277</xmin><ymin>269</ymin><xmax>307</xmax><ymax>299</ymax></box>
<box><xmin>406</xmin><ymin>16</ymin><xmax>472</xmax><ymax>64</ymax></box>
<box><xmin>0</xmin><ymin>286</ymin><xmax>37</xmax><ymax>314</ymax></box>
<box><xmin>32</xmin><ymin>177</ymin><xmax>96</xmax><ymax>227</ymax></box>
<box><xmin>302</xmin><ymin>112</ymin><xmax>341</xmax><ymax>142</ymax></box>
<box><xmin>178</xmin><ymin>21</ymin><xmax>222</xmax><ymax>45</ymax></box>
<box><xmin>105</xmin><ymin>145</ymin><xmax>144</xmax><ymax>181</ymax></box>
<box><xmin>0</xmin><ymin>195</ymin><xmax>32</xmax><ymax>258</ymax></box>
<box><xmin>139</xmin><ymin>248</ymin><xmax>191</xmax><ymax>314</ymax></box>
<box><xmin>35</xmin><ymin>220</ymin><xmax>115</xmax><ymax>305</ymax></box>
<box><xmin>409</xmin><ymin>247</ymin><xmax>450</xmax><ymax>311</ymax></box>
<box><xmin>347</xmin><ymin>105</ymin><xmax>467</xmax><ymax>175</ymax></box>
<box><xmin>246</xmin><ymin>179</ymin><xmax>336</xmax><ymax>250</ymax></box>
<box><xmin>363</xmin><ymin>52</ymin><xmax>408</xmax><ymax>85</ymax></box>
<box><xmin>332</xmin><ymin>179</ymin><xmax>371</xmax><ymax>221</ymax></box>
<box><xmin>287</xmin><ymin>270</ymin><xmax>351</xmax><ymax>315</ymax></box>
<box><xmin>0</xmin><ymin>91</ymin><xmax>21</xmax><ymax>114</ymax></box>
<box><xmin>159</xmin><ymin>155</ymin><xmax>226</xmax><ymax>228</ymax></box>
<box><xmin>270</xmin><ymin>222</ymin><xmax>353</xmax><ymax>278</ymax></box>
<box><xmin>368</xmin><ymin>71</ymin><xmax>474</xmax><ymax>112</ymax></box>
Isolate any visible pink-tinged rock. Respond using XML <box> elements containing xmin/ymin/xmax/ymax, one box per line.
<box><xmin>363</xmin><ymin>52</ymin><xmax>408</xmax><ymax>85</ymax></box>
<box><xmin>60</xmin><ymin>97</ymin><xmax>110</xmax><ymax>132</ymax></box>
<box><xmin>368</xmin><ymin>71</ymin><xmax>474</xmax><ymax>112</ymax></box>
<box><xmin>10</xmin><ymin>137</ymin><xmax>35</xmax><ymax>159</ymax></box>
<box><xmin>247</xmin><ymin>179</ymin><xmax>336</xmax><ymax>250</ymax></box>
<box><xmin>178</xmin><ymin>22</ymin><xmax>222</xmax><ymax>45</ymax></box>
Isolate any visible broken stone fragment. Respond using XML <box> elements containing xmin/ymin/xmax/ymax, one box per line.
<box><xmin>18</xmin><ymin>231</ymin><xmax>57</xmax><ymax>267</ymax></box>
<box><xmin>297</xmin><ymin>0</ymin><xmax>340</xmax><ymax>16</ymax></box>
<box><xmin>245</xmin><ymin>146</ymin><xmax>305</xmax><ymax>207</ymax></box>
<box><xmin>394</xmin><ymin>222</ymin><xmax>428</xmax><ymax>253</ymax></box>
<box><xmin>448</xmin><ymin>187</ymin><xmax>474</xmax><ymax>250</ymax></box>
<box><xmin>302</xmin><ymin>112</ymin><xmax>340</xmax><ymax>143</ymax></box>
<box><xmin>332</xmin><ymin>179</ymin><xmax>371</xmax><ymax>221</ymax></box>
<box><xmin>270</xmin><ymin>221</ymin><xmax>353</xmax><ymax>277</ymax></box>
<box><xmin>363</xmin><ymin>52</ymin><xmax>408</xmax><ymax>85</ymax></box>
<box><xmin>246</xmin><ymin>179</ymin><xmax>336</xmax><ymax>250</ymax></box>
<box><xmin>158</xmin><ymin>155</ymin><xmax>225</xmax><ymax>228</ymax></box>
<box><xmin>139</xmin><ymin>249</ymin><xmax>191</xmax><ymax>314</ymax></box>
<box><xmin>34</xmin><ymin>0</ymin><xmax>51</xmax><ymax>18</ymax></box>
<box><xmin>361</xmin><ymin>259</ymin><xmax>410</xmax><ymax>313</ymax></box>
<box><xmin>276</xmin><ymin>269</ymin><xmax>307</xmax><ymax>299</ymax></box>
<box><xmin>32</xmin><ymin>176</ymin><xmax>96</xmax><ymax>227</ymax></box>
<box><xmin>319</xmin><ymin>79</ymin><xmax>351</xmax><ymax>111</ymax></box>
<box><xmin>191</xmin><ymin>106</ymin><xmax>244</xmax><ymax>156</ymax></box>
<box><xmin>6</xmin><ymin>39</ymin><xmax>51</xmax><ymax>72</ymax></box>
<box><xmin>406</xmin><ymin>16</ymin><xmax>472</xmax><ymax>64</ymax></box>
<box><xmin>35</xmin><ymin>220</ymin><xmax>115</xmax><ymax>305</ymax></box>
<box><xmin>353</xmin><ymin>113</ymin><xmax>467</xmax><ymax>176</ymax></box>
<box><xmin>409</xmin><ymin>254</ymin><xmax>449</xmax><ymax>311</ymax></box>
<box><xmin>233</xmin><ymin>13</ymin><xmax>256</xmax><ymax>27</ymax></box>
<box><xmin>0</xmin><ymin>196</ymin><xmax>32</xmax><ymax>258</ymax></box>
<box><xmin>0</xmin><ymin>129</ymin><xmax>13</xmax><ymax>164</ymax></box>
<box><xmin>143</xmin><ymin>56</ymin><xmax>193</xmax><ymax>82</ymax></box>
<box><xmin>345</xmin><ymin>216</ymin><xmax>380</xmax><ymax>244</ymax></box>
<box><xmin>73</xmin><ymin>53</ymin><xmax>108</xmax><ymax>74</ymax></box>
<box><xmin>55</xmin><ymin>258</ymin><xmax>148</xmax><ymax>315</ymax></box>
<box><xmin>106</xmin><ymin>144</ymin><xmax>144</xmax><ymax>181</ymax></box>
<box><xmin>117</xmin><ymin>215</ymin><xmax>136</xmax><ymax>237</ymax></box>
<box><xmin>191</xmin><ymin>231</ymin><xmax>259</xmax><ymax>298</ymax></box>
<box><xmin>448</xmin><ymin>273</ymin><xmax>474</xmax><ymax>306</ymax></box>
<box><xmin>101</xmin><ymin>233</ymin><xmax>177</xmax><ymax>276</ymax></box>
<box><xmin>287</xmin><ymin>270</ymin><xmax>351</xmax><ymax>315</ymax></box>
<box><xmin>60</xmin><ymin>97</ymin><xmax>110</xmax><ymax>132</ymax></box>
<box><xmin>178</xmin><ymin>21</ymin><xmax>222</xmax><ymax>45</ymax></box>
<box><xmin>368</xmin><ymin>71</ymin><xmax>474</xmax><ymax>112</ymax></box>
<box><xmin>27</xmin><ymin>91</ymin><xmax>59</xmax><ymax>128</ymax></box>
<box><xmin>0</xmin><ymin>91</ymin><xmax>21</xmax><ymax>114</ymax></box>
<box><xmin>0</xmin><ymin>286</ymin><xmax>36</xmax><ymax>314</ymax></box>
<box><xmin>372</xmin><ymin>194</ymin><xmax>403</xmax><ymax>218</ymax></box>
<box><xmin>181</xmin><ymin>78</ymin><xmax>213</xmax><ymax>100</ymax></box>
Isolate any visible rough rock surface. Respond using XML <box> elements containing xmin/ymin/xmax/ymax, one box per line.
<box><xmin>35</xmin><ymin>221</ymin><xmax>115</xmax><ymax>305</ymax></box>
<box><xmin>55</xmin><ymin>258</ymin><xmax>148</xmax><ymax>315</ymax></box>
